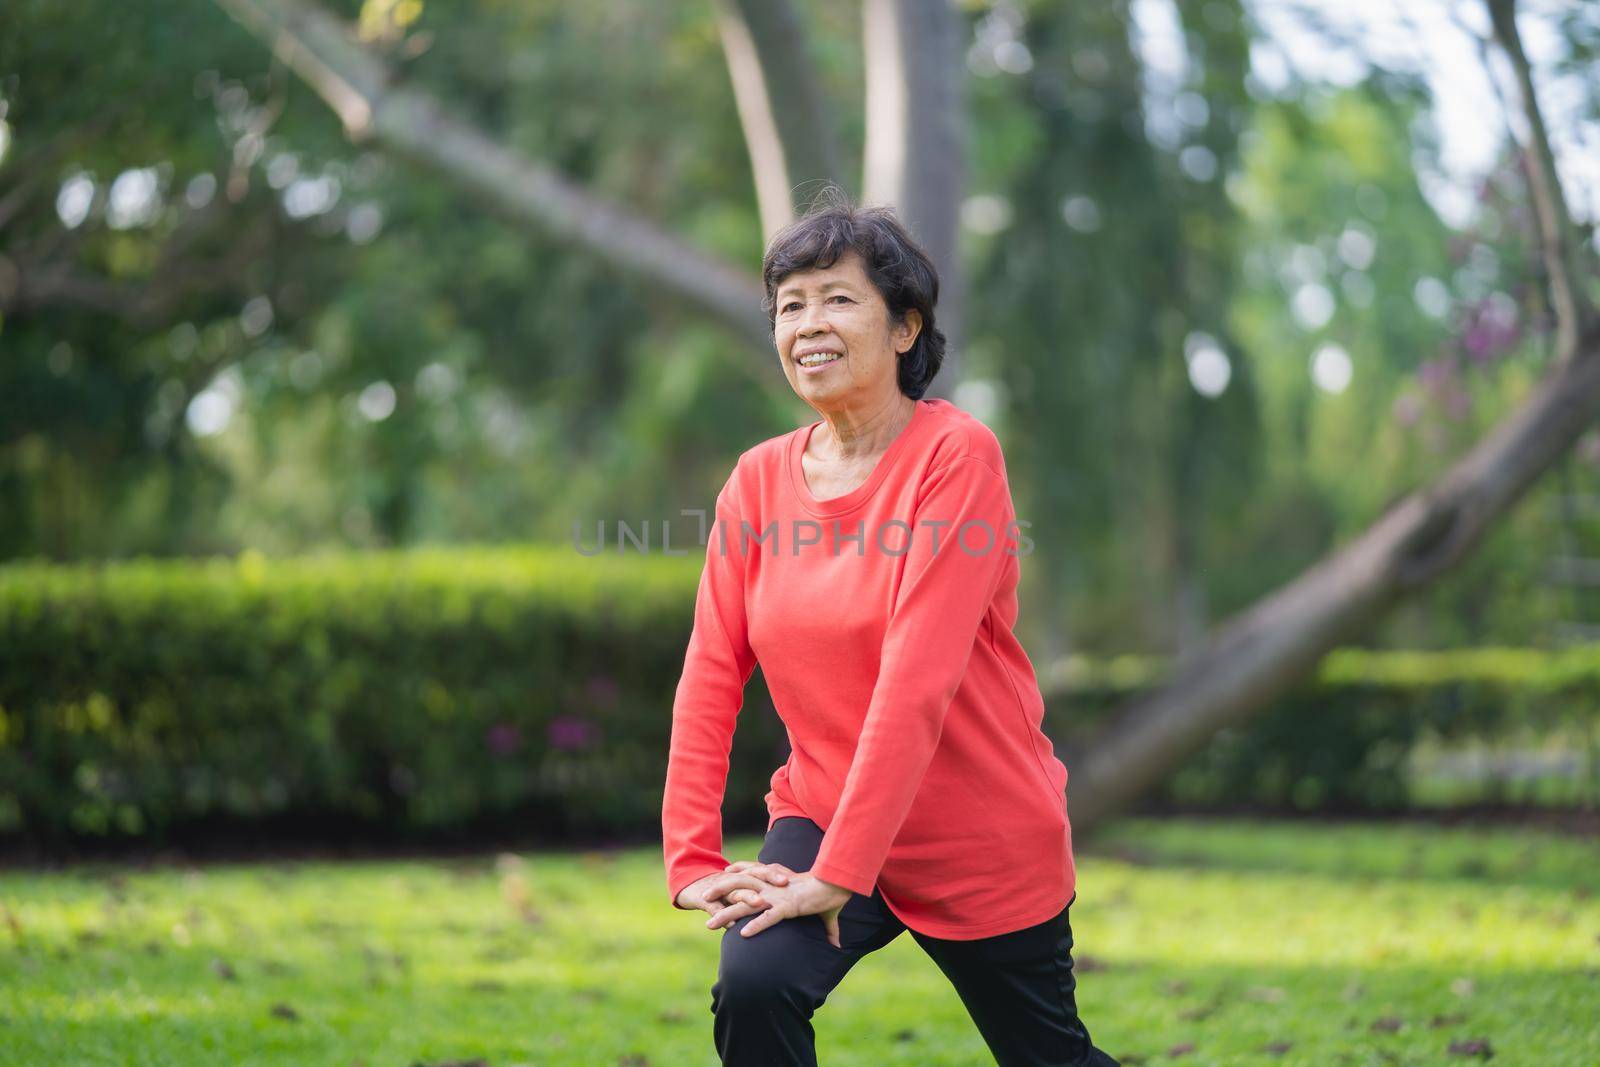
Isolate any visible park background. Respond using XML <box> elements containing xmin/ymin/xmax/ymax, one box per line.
<box><xmin>2</xmin><ymin>0</ymin><xmax>1598</xmax><ymax>1064</ymax></box>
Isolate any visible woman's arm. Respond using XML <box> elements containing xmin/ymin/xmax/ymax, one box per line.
<box><xmin>662</xmin><ymin>466</ymin><xmax>759</xmax><ymax>909</ymax></box>
<box><xmin>809</xmin><ymin>455</ymin><xmax>1016</xmax><ymax>896</ymax></box>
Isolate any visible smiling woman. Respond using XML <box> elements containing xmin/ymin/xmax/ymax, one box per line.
<box><xmin>773</xmin><ymin>247</ymin><xmax>919</xmax><ymax>435</ymax></box>
<box><xmin>764</xmin><ymin>189</ymin><xmax>944</xmax><ymax>406</ymax></box>
<box><xmin>659</xmin><ymin>189</ymin><xmax>1121</xmax><ymax>1066</ymax></box>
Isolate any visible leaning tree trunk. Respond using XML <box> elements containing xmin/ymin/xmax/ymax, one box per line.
<box><xmin>212</xmin><ymin>0</ymin><xmax>972</xmax><ymax>403</ymax></box>
<box><xmin>1067</xmin><ymin>316</ymin><xmax>1600</xmax><ymax>827</ymax></box>
<box><xmin>210</xmin><ymin>0</ymin><xmax>777</xmax><ymax>390</ymax></box>
<box><xmin>1065</xmin><ymin>0</ymin><xmax>1598</xmax><ymax>830</ymax></box>
<box><xmin>215</xmin><ymin>0</ymin><xmax>1598</xmax><ymax>830</ymax></box>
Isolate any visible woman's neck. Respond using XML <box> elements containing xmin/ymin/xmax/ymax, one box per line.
<box><xmin>815</xmin><ymin>395</ymin><xmax>917</xmax><ymax>460</ymax></box>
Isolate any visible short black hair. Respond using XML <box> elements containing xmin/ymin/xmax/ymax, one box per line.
<box><xmin>761</xmin><ymin>187</ymin><xmax>945</xmax><ymax>401</ymax></box>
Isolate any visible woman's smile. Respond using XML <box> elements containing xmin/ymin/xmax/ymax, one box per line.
<box><xmin>798</xmin><ymin>352</ymin><xmax>845</xmax><ymax>373</ymax></box>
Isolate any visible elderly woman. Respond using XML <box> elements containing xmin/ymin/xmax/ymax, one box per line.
<box><xmin>662</xmin><ymin>194</ymin><xmax>1120</xmax><ymax>1067</ymax></box>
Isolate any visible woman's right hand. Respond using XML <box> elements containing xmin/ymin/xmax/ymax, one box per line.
<box><xmin>675</xmin><ymin>862</ymin><xmax>798</xmax><ymax>923</ymax></box>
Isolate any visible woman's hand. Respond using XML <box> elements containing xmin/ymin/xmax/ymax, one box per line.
<box><xmin>707</xmin><ymin>870</ymin><xmax>853</xmax><ymax>948</ymax></box>
<box><xmin>676</xmin><ymin>861</ymin><xmax>793</xmax><ymax>925</ymax></box>
<box><xmin>689</xmin><ymin>860</ymin><xmax>794</xmax><ymax>930</ymax></box>
<box><xmin>721</xmin><ymin>859</ymin><xmax>794</xmax><ymax>890</ymax></box>
<box><xmin>674</xmin><ymin>870</ymin><xmax>776</xmax><ymax>915</ymax></box>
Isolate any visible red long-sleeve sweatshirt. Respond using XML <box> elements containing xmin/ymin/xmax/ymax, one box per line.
<box><xmin>661</xmin><ymin>397</ymin><xmax>1075</xmax><ymax>939</ymax></box>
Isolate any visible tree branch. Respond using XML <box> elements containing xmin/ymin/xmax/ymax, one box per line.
<box><xmin>211</xmin><ymin>0</ymin><xmax>775</xmax><ymax>359</ymax></box>
<box><xmin>1486</xmin><ymin>0</ymin><xmax>1594</xmax><ymax>360</ymax></box>
<box><xmin>0</xmin><ymin>213</ymin><xmax>276</xmax><ymax>325</ymax></box>
<box><xmin>714</xmin><ymin>0</ymin><xmax>848</xmax><ymax>240</ymax></box>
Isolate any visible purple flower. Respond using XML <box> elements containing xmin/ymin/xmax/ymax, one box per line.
<box><xmin>486</xmin><ymin>722</ymin><xmax>523</xmax><ymax>757</ymax></box>
<box><xmin>547</xmin><ymin>714</ymin><xmax>601</xmax><ymax>752</ymax></box>
<box><xmin>1461</xmin><ymin>294</ymin><xmax>1520</xmax><ymax>364</ymax></box>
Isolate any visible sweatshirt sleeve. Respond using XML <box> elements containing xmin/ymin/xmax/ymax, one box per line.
<box><xmin>809</xmin><ymin>456</ymin><xmax>1015</xmax><ymax>897</ymax></box>
<box><xmin>661</xmin><ymin>467</ymin><xmax>759</xmax><ymax>909</ymax></box>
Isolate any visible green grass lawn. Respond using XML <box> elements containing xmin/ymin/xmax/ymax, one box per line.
<box><xmin>3</xmin><ymin>817</ymin><xmax>1598</xmax><ymax>1066</ymax></box>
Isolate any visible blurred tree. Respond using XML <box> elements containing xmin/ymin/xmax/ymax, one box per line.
<box><xmin>967</xmin><ymin>1</ymin><xmax>1262</xmax><ymax>659</ymax></box>
<box><xmin>0</xmin><ymin>1</ymin><xmax>347</xmax><ymax>556</ymax></box>
<box><xmin>1064</xmin><ymin>0</ymin><xmax>1600</xmax><ymax>827</ymax></box>
<box><xmin>4</xmin><ymin>0</ymin><xmax>1599</xmax><ymax>824</ymax></box>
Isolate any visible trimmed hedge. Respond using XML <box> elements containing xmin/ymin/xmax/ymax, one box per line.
<box><xmin>2</xmin><ymin>548</ymin><xmax>1597</xmax><ymax>846</ymax></box>
<box><xmin>1043</xmin><ymin>647</ymin><xmax>1600</xmax><ymax>810</ymax></box>
<box><xmin>0</xmin><ymin>547</ymin><xmax>791</xmax><ymax>844</ymax></box>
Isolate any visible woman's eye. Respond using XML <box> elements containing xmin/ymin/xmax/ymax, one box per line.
<box><xmin>829</xmin><ymin>295</ymin><xmax>851</xmax><ymax>304</ymax></box>
<box><xmin>782</xmin><ymin>302</ymin><xmax>801</xmax><ymax>313</ymax></box>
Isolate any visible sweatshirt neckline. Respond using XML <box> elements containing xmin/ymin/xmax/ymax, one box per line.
<box><xmin>788</xmin><ymin>399</ymin><xmax>931</xmax><ymax>517</ymax></box>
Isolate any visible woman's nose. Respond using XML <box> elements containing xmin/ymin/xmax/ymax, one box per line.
<box><xmin>797</xmin><ymin>304</ymin><xmax>831</xmax><ymax>333</ymax></box>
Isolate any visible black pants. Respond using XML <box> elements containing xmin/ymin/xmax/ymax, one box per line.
<box><xmin>710</xmin><ymin>816</ymin><xmax>1121</xmax><ymax>1066</ymax></box>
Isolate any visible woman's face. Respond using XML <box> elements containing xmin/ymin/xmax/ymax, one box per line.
<box><xmin>772</xmin><ymin>248</ymin><xmax>921</xmax><ymax>412</ymax></box>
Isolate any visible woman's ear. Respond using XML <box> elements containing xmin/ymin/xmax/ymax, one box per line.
<box><xmin>895</xmin><ymin>309</ymin><xmax>923</xmax><ymax>354</ymax></box>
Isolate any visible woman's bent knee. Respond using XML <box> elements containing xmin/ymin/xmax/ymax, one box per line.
<box><xmin>712</xmin><ymin>922</ymin><xmax>825</xmax><ymax>1016</ymax></box>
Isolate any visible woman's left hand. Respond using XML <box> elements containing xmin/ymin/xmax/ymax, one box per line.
<box><xmin>706</xmin><ymin>870</ymin><xmax>853</xmax><ymax>948</ymax></box>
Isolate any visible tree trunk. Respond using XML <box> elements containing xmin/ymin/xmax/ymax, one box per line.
<box><xmin>714</xmin><ymin>0</ymin><xmax>848</xmax><ymax>240</ymax></box>
<box><xmin>862</xmin><ymin>0</ymin><xmax>968</xmax><ymax>394</ymax></box>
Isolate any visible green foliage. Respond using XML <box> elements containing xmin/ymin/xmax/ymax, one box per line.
<box><xmin>6</xmin><ymin>1</ymin><xmax>1600</xmax><ymax>661</ymax></box>
<box><xmin>0</xmin><ymin>0</ymin><xmax>783</xmax><ymax>561</ymax></box>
